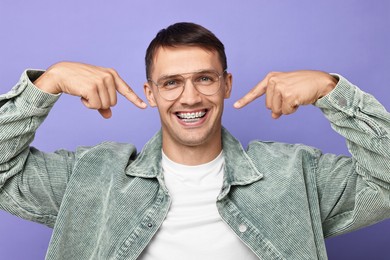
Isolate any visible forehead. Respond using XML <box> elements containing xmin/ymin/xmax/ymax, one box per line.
<box><xmin>151</xmin><ymin>46</ymin><xmax>222</xmax><ymax>78</ymax></box>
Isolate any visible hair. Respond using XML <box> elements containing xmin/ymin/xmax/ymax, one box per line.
<box><xmin>145</xmin><ymin>22</ymin><xmax>227</xmax><ymax>78</ymax></box>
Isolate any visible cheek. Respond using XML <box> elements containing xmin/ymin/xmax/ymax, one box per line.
<box><xmin>154</xmin><ymin>100</ymin><xmax>174</xmax><ymax>116</ymax></box>
<box><xmin>214</xmin><ymin>94</ymin><xmax>227</xmax><ymax>106</ymax></box>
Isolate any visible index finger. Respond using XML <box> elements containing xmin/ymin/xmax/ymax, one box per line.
<box><xmin>114</xmin><ymin>76</ymin><xmax>147</xmax><ymax>109</ymax></box>
<box><xmin>233</xmin><ymin>77</ymin><xmax>268</xmax><ymax>109</ymax></box>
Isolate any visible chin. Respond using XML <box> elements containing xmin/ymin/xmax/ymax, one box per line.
<box><xmin>176</xmin><ymin>134</ymin><xmax>210</xmax><ymax>147</ymax></box>
<box><xmin>177</xmin><ymin>125</ymin><xmax>221</xmax><ymax>147</ymax></box>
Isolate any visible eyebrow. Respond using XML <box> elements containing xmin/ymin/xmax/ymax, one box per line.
<box><xmin>157</xmin><ymin>68</ymin><xmax>218</xmax><ymax>80</ymax></box>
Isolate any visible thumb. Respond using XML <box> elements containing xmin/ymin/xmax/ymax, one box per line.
<box><xmin>98</xmin><ymin>108</ymin><xmax>113</xmax><ymax>119</ymax></box>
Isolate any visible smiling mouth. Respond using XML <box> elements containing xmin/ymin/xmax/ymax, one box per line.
<box><xmin>176</xmin><ymin>110</ymin><xmax>207</xmax><ymax>123</ymax></box>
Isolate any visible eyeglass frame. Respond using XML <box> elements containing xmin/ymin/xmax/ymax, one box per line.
<box><xmin>147</xmin><ymin>69</ymin><xmax>227</xmax><ymax>101</ymax></box>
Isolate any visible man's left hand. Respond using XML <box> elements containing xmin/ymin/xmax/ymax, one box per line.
<box><xmin>234</xmin><ymin>70</ymin><xmax>338</xmax><ymax>119</ymax></box>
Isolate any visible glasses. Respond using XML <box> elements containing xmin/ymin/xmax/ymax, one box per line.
<box><xmin>148</xmin><ymin>70</ymin><xmax>226</xmax><ymax>101</ymax></box>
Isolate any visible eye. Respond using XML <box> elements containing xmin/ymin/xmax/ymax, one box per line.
<box><xmin>195</xmin><ymin>73</ymin><xmax>218</xmax><ymax>85</ymax></box>
<box><xmin>160</xmin><ymin>77</ymin><xmax>183</xmax><ymax>89</ymax></box>
<box><xmin>195</xmin><ymin>73</ymin><xmax>215</xmax><ymax>84</ymax></box>
<box><xmin>164</xmin><ymin>80</ymin><xmax>177</xmax><ymax>86</ymax></box>
<box><xmin>200</xmin><ymin>76</ymin><xmax>212</xmax><ymax>82</ymax></box>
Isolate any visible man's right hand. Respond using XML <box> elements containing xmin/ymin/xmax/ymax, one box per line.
<box><xmin>33</xmin><ymin>62</ymin><xmax>147</xmax><ymax>118</ymax></box>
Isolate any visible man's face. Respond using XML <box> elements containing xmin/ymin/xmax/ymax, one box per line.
<box><xmin>144</xmin><ymin>46</ymin><xmax>232</xmax><ymax>151</ymax></box>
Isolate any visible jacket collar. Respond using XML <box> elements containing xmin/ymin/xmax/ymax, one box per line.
<box><xmin>126</xmin><ymin>131</ymin><xmax>163</xmax><ymax>179</ymax></box>
<box><xmin>126</xmin><ymin>127</ymin><xmax>263</xmax><ymax>189</ymax></box>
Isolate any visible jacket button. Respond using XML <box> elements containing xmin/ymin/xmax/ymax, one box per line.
<box><xmin>147</xmin><ymin>223</ymin><xmax>153</xmax><ymax>228</ymax></box>
<box><xmin>338</xmin><ymin>97</ymin><xmax>347</xmax><ymax>107</ymax></box>
<box><xmin>239</xmin><ymin>224</ymin><xmax>247</xmax><ymax>233</ymax></box>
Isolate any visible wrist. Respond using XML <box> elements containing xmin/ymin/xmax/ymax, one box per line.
<box><xmin>318</xmin><ymin>74</ymin><xmax>338</xmax><ymax>99</ymax></box>
<box><xmin>33</xmin><ymin>69</ymin><xmax>62</xmax><ymax>94</ymax></box>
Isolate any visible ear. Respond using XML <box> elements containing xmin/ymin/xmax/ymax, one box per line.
<box><xmin>223</xmin><ymin>73</ymin><xmax>233</xmax><ymax>99</ymax></box>
<box><xmin>143</xmin><ymin>83</ymin><xmax>157</xmax><ymax>107</ymax></box>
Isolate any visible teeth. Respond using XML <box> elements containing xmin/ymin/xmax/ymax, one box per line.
<box><xmin>177</xmin><ymin>111</ymin><xmax>206</xmax><ymax>119</ymax></box>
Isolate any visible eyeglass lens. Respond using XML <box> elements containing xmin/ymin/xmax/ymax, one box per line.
<box><xmin>157</xmin><ymin>71</ymin><xmax>222</xmax><ymax>100</ymax></box>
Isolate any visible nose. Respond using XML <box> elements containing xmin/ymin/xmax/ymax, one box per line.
<box><xmin>178</xmin><ymin>78</ymin><xmax>202</xmax><ymax>105</ymax></box>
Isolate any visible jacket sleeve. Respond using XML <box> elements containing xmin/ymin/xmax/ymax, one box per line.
<box><xmin>0</xmin><ymin>70</ymin><xmax>75</xmax><ymax>228</ymax></box>
<box><xmin>314</xmin><ymin>74</ymin><xmax>390</xmax><ymax>237</ymax></box>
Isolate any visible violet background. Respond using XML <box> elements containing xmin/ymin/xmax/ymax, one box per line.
<box><xmin>0</xmin><ymin>0</ymin><xmax>389</xmax><ymax>259</ymax></box>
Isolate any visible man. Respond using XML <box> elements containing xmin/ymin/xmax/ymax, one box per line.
<box><xmin>0</xmin><ymin>22</ymin><xmax>389</xmax><ymax>259</ymax></box>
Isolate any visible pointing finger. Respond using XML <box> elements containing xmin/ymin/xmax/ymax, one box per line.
<box><xmin>233</xmin><ymin>78</ymin><xmax>268</xmax><ymax>109</ymax></box>
<box><xmin>114</xmin><ymin>77</ymin><xmax>147</xmax><ymax>109</ymax></box>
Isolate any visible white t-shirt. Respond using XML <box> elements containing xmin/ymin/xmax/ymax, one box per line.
<box><xmin>139</xmin><ymin>151</ymin><xmax>258</xmax><ymax>260</ymax></box>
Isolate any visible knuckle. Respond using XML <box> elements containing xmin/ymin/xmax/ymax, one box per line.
<box><xmin>83</xmin><ymin>102</ymin><xmax>93</xmax><ymax>109</ymax></box>
<box><xmin>101</xmin><ymin>72</ymin><xmax>114</xmax><ymax>83</ymax></box>
<box><xmin>267</xmin><ymin>71</ymin><xmax>277</xmax><ymax>77</ymax></box>
<box><xmin>101</xmin><ymin>101</ymin><xmax>110</xmax><ymax>109</ymax></box>
<box><xmin>87</xmin><ymin>98</ymin><xmax>101</xmax><ymax>109</ymax></box>
<box><xmin>86</xmin><ymin>102</ymin><xmax>97</xmax><ymax>109</ymax></box>
<box><xmin>267</xmin><ymin>71</ymin><xmax>283</xmax><ymax>85</ymax></box>
<box><xmin>274</xmin><ymin>84</ymin><xmax>285</xmax><ymax>95</ymax></box>
<box><xmin>106</xmin><ymin>68</ymin><xmax>119</xmax><ymax>77</ymax></box>
<box><xmin>86</xmin><ymin>83</ymin><xmax>99</xmax><ymax>92</ymax></box>
<box><xmin>268</xmin><ymin>76</ymin><xmax>276</xmax><ymax>84</ymax></box>
<box><xmin>267</xmin><ymin>71</ymin><xmax>279</xmax><ymax>79</ymax></box>
<box><xmin>111</xmin><ymin>97</ymin><xmax>118</xmax><ymax>106</ymax></box>
<box><xmin>284</xmin><ymin>91</ymin><xmax>293</xmax><ymax>99</ymax></box>
<box><xmin>282</xmin><ymin>107</ymin><xmax>291</xmax><ymax>114</ymax></box>
<box><xmin>81</xmin><ymin>96</ymin><xmax>100</xmax><ymax>110</ymax></box>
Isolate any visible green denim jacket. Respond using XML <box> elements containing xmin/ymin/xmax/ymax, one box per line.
<box><xmin>1</xmin><ymin>71</ymin><xmax>390</xmax><ymax>259</ymax></box>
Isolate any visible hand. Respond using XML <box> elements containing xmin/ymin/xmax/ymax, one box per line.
<box><xmin>233</xmin><ymin>70</ymin><xmax>338</xmax><ymax>119</ymax></box>
<box><xmin>34</xmin><ymin>62</ymin><xmax>147</xmax><ymax>119</ymax></box>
